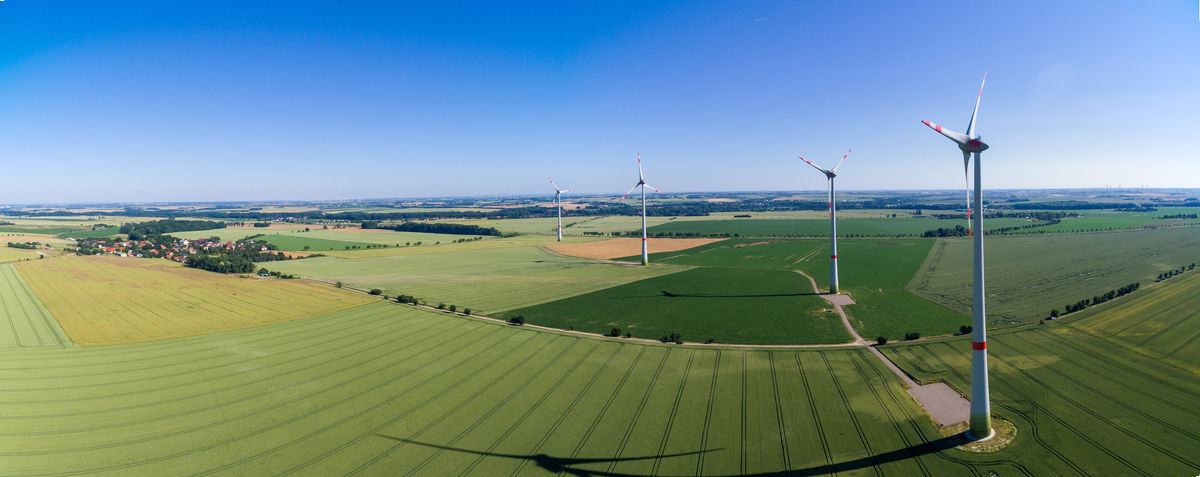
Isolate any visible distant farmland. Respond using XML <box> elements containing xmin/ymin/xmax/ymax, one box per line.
<box><xmin>909</xmin><ymin>227</ymin><xmax>1200</xmax><ymax>325</ymax></box>
<box><xmin>266</xmin><ymin>245</ymin><xmax>688</xmax><ymax>314</ymax></box>
<box><xmin>646</xmin><ymin>217</ymin><xmax>1036</xmax><ymax>237</ymax></box>
<box><xmin>15</xmin><ymin>255</ymin><xmax>375</xmax><ymax>346</ymax></box>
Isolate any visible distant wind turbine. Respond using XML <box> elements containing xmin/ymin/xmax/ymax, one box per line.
<box><xmin>923</xmin><ymin>73</ymin><xmax>993</xmax><ymax>441</ymax></box>
<box><xmin>618</xmin><ymin>153</ymin><xmax>661</xmax><ymax>265</ymax></box>
<box><xmin>548</xmin><ymin>178</ymin><xmax>572</xmax><ymax>242</ymax></box>
<box><xmin>798</xmin><ymin>148</ymin><xmax>851</xmax><ymax>294</ymax></box>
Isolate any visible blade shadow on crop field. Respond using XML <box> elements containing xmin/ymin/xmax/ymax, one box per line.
<box><xmin>660</xmin><ymin>289</ymin><xmax>820</xmax><ymax>298</ymax></box>
<box><xmin>374</xmin><ymin>434</ymin><xmax>719</xmax><ymax>476</ymax></box>
<box><xmin>376</xmin><ymin>433</ymin><xmax>966</xmax><ymax>476</ymax></box>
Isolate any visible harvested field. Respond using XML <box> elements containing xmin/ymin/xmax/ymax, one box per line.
<box><xmin>15</xmin><ymin>255</ymin><xmax>375</xmax><ymax>346</ymax></box>
<box><xmin>546</xmin><ymin>237</ymin><xmax>724</xmax><ymax>260</ymax></box>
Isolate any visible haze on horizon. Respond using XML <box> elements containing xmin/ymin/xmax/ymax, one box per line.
<box><xmin>0</xmin><ymin>1</ymin><xmax>1197</xmax><ymax>204</ymax></box>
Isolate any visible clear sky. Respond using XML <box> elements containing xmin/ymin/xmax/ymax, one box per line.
<box><xmin>1</xmin><ymin>1</ymin><xmax>1197</xmax><ymax>204</ymax></box>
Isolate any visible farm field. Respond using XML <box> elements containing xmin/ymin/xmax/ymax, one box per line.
<box><xmin>545</xmin><ymin>237</ymin><xmax>723</xmax><ymax>260</ymax></box>
<box><xmin>880</xmin><ymin>306</ymin><xmax>1200</xmax><ymax>476</ymax></box>
<box><xmin>647</xmin><ymin>217</ymin><xmax>1036</xmax><ymax>238</ymax></box>
<box><xmin>624</xmin><ymin>238</ymin><xmax>968</xmax><ymax>340</ymax></box>
<box><xmin>0</xmin><ymin>264</ymin><xmax>70</xmax><ymax>348</ymax></box>
<box><xmin>1060</xmin><ymin>268</ymin><xmax>1200</xmax><ymax>370</ymax></box>
<box><xmin>1</xmin><ymin>301</ymin><xmax>1011</xmax><ymax>476</ymax></box>
<box><xmin>255</xmin><ymin>234</ymin><xmax>376</xmax><ymax>251</ymax></box>
<box><xmin>503</xmin><ymin>267</ymin><xmax>850</xmax><ymax>344</ymax></box>
<box><xmin>15</xmin><ymin>255</ymin><xmax>375</xmax><ymax>346</ymax></box>
<box><xmin>266</xmin><ymin>245</ymin><xmax>687</xmax><ymax>314</ymax></box>
<box><xmin>318</xmin><ymin>234</ymin><xmax>599</xmax><ymax>259</ymax></box>
<box><xmin>0</xmin><ymin>246</ymin><xmax>42</xmax><ymax>264</ymax></box>
<box><xmin>909</xmin><ymin>227</ymin><xmax>1200</xmax><ymax>326</ymax></box>
<box><xmin>431</xmin><ymin>217</ymin><xmax>593</xmax><ymax>235</ymax></box>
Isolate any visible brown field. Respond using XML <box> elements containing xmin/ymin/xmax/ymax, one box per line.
<box><xmin>15</xmin><ymin>255</ymin><xmax>376</xmax><ymax>346</ymax></box>
<box><xmin>545</xmin><ymin>237</ymin><xmax>724</xmax><ymax>260</ymax></box>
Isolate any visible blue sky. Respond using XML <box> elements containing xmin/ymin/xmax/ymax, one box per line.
<box><xmin>0</xmin><ymin>1</ymin><xmax>1197</xmax><ymax>203</ymax></box>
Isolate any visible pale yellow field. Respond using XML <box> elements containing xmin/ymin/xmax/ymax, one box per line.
<box><xmin>0</xmin><ymin>246</ymin><xmax>42</xmax><ymax>264</ymax></box>
<box><xmin>15</xmin><ymin>255</ymin><xmax>376</xmax><ymax>346</ymax></box>
<box><xmin>320</xmin><ymin>234</ymin><xmax>600</xmax><ymax>258</ymax></box>
<box><xmin>545</xmin><ymin>237</ymin><xmax>724</xmax><ymax>260</ymax></box>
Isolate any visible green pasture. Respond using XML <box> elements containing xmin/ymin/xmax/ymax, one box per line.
<box><xmin>0</xmin><ymin>264</ymin><xmax>70</xmax><ymax>348</ymax></box>
<box><xmin>881</xmin><ymin>315</ymin><xmax>1200</xmax><ymax>476</ymax></box>
<box><xmin>647</xmin><ymin>217</ymin><xmax>1037</xmax><ymax>237</ymax></box>
<box><xmin>256</xmin><ymin>234</ymin><xmax>376</xmax><ymax>251</ymax></box>
<box><xmin>624</xmin><ymin>238</ymin><xmax>968</xmax><ymax>340</ymax></box>
<box><xmin>55</xmin><ymin>226</ymin><xmax>120</xmax><ymax>239</ymax></box>
<box><xmin>503</xmin><ymin>267</ymin><xmax>850</xmax><ymax>345</ymax></box>
<box><xmin>266</xmin><ymin>245</ymin><xmax>686</xmax><ymax>314</ymax></box>
<box><xmin>2</xmin><ymin>301</ymin><xmax>1014</xmax><ymax>475</ymax></box>
<box><xmin>1061</xmin><ymin>268</ymin><xmax>1200</xmax><ymax>370</ymax></box>
<box><xmin>909</xmin><ymin>227</ymin><xmax>1200</xmax><ymax>326</ymax></box>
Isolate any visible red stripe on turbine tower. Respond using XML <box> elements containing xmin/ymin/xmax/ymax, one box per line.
<box><xmin>831</xmin><ymin>255</ymin><xmax>837</xmax><ymax>259</ymax></box>
<box><xmin>972</xmin><ymin>341</ymin><xmax>986</xmax><ymax>351</ymax></box>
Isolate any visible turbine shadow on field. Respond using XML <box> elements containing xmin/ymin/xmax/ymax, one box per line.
<box><xmin>660</xmin><ymin>290</ymin><xmax>820</xmax><ymax>298</ymax></box>
<box><xmin>374</xmin><ymin>434</ymin><xmax>719</xmax><ymax>476</ymax></box>
<box><xmin>377</xmin><ymin>433</ymin><xmax>966</xmax><ymax>476</ymax></box>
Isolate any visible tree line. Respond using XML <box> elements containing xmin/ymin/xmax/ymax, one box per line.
<box><xmin>361</xmin><ymin>221</ymin><xmax>501</xmax><ymax>236</ymax></box>
<box><xmin>1057</xmin><ymin>282</ymin><xmax>1140</xmax><ymax>316</ymax></box>
<box><xmin>120</xmin><ymin>219</ymin><xmax>226</xmax><ymax>240</ymax></box>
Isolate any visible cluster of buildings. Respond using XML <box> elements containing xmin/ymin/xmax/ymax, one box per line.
<box><xmin>75</xmin><ymin>237</ymin><xmax>271</xmax><ymax>263</ymax></box>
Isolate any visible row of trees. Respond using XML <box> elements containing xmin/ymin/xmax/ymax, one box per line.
<box><xmin>120</xmin><ymin>219</ymin><xmax>225</xmax><ymax>240</ymax></box>
<box><xmin>361</xmin><ymin>221</ymin><xmax>501</xmax><ymax>236</ymax></box>
<box><xmin>6</xmin><ymin>241</ymin><xmax>39</xmax><ymax>249</ymax></box>
<box><xmin>1057</xmin><ymin>282</ymin><xmax>1141</xmax><ymax>316</ymax></box>
<box><xmin>1157</xmin><ymin>263</ymin><xmax>1196</xmax><ymax>281</ymax></box>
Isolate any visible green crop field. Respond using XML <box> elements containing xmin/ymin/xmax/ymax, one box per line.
<box><xmin>2</xmin><ymin>301</ymin><xmax>1026</xmax><ymax>475</ymax></box>
<box><xmin>909</xmin><ymin>227</ymin><xmax>1200</xmax><ymax>326</ymax></box>
<box><xmin>256</xmin><ymin>234</ymin><xmax>376</xmax><ymax>251</ymax></box>
<box><xmin>1061</xmin><ymin>268</ymin><xmax>1200</xmax><ymax>370</ymax></box>
<box><xmin>879</xmin><ymin>297</ymin><xmax>1200</xmax><ymax>476</ymax></box>
<box><xmin>647</xmin><ymin>217</ymin><xmax>1037</xmax><ymax>238</ymax></box>
<box><xmin>0</xmin><ymin>264</ymin><xmax>71</xmax><ymax>348</ymax></box>
<box><xmin>616</xmin><ymin>238</ymin><xmax>967</xmax><ymax>341</ymax></box>
<box><xmin>55</xmin><ymin>226</ymin><xmax>120</xmax><ymax>239</ymax></box>
<box><xmin>433</xmin><ymin>217</ymin><xmax>594</xmax><ymax>235</ymax></box>
<box><xmin>266</xmin><ymin>245</ymin><xmax>688</xmax><ymax>314</ymax></box>
<box><xmin>503</xmin><ymin>267</ymin><xmax>850</xmax><ymax>344</ymax></box>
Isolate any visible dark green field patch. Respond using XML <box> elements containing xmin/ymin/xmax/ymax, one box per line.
<box><xmin>503</xmin><ymin>267</ymin><xmax>851</xmax><ymax>345</ymax></box>
<box><xmin>256</xmin><ymin>234</ymin><xmax>375</xmax><ymax>251</ymax></box>
<box><xmin>646</xmin><ymin>217</ymin><xmax>1036</xmax><ymax>238</ymax></box>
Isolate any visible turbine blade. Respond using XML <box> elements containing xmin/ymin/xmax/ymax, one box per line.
<box><xmin>618</xmin><ymin>183</ymin><xmax>640</xmax><ymax>201</ymax></box>
<box><xmin>962</xmin><ymin>151</ymin><xmax>972</xmax><ymax>237</ymax></box>
<box><xmin>922</xmin><ymin>120</ymin><xmax>969</xmax><ymax>145</ymax></box>
<box><xmin>798</xmin><ymin>156</ymin><xmax>830</xmax><ymax>174</ymax></box>
<box><xmin>966</xmin><ymin>72</ymin><xmax>986</xmax><ymax>139</ymax></box>
<box><xmin>831</xmin><ymin>148</ymin><xmax>852</xmax><ymax>172</ymax></box>
<box><xmin>548</xmin><ymin>177</ymin><xmax>561</xmax><ymax>192</ymax></box>
<box><xmin>637</xmin><ymin>153</ymin><xmax>644</xmax><ymax>181</ymax></box>
<box><xmin>643</xmin><ymin>183</ymin><xmax>662</xmax><ymax>194</ymax></box>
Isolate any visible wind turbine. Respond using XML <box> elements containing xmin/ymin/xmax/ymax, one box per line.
<box><xmin>618</xmin><ymin>153</ymin><xmax>661</xmax><ymax>265</ymax></box>
<box><xmin>548</xmin><ymin>178</ymin><xmax>572</xmax><ymax>242</ymax></box>
<box><xmin>798</xmin><ymin>148</ymin><xmax>851</xmax><ymax>294</ymax></box>
<box><xmin>923</xmin><ymin>73</ymin><xmax>993</xmax><ymax>441</ymax></box>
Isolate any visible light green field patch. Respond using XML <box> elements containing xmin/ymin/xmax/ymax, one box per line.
<box><xmin>267</xmin><ymin>245</ymin><xmax>689</xmax><ymax>313</ymax></box>
<box><xmin>0</xmin><ymin>246</ymin><xmax>43</xmax><ymax>264</ymax></box>
<box><xmin>0</xmin><ymin>264</ymin><xmax>70</xmax><ymax>348</ymax></box>
<box><xmin>0</xmin><ymin>302</ymin><xmax>982</xmax><ymax>475</ymax></box>
<box><xmin>909</xmin><ymin>227</ymin><xmax>1200</xmax><ymax>326</ymax></box>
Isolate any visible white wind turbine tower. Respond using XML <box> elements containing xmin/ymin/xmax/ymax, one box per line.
<box><xmin>923</xmin><ymin>73</ymin><xmax>993</xmax><ymax>440</ymax></box>
<box><xmin>548</xmin><ymin>178</ymin><xmax>572</xmax><ymax>242</ymax></box>
<box><xmin>799</xmin><ymin>148</ymin><xmax>851</xmax><ymax>294</ymax></box>
<box><xmin>618</xmin><ymin>153</ymin><xmax>661</xmax><ymax>265</ymax></box>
